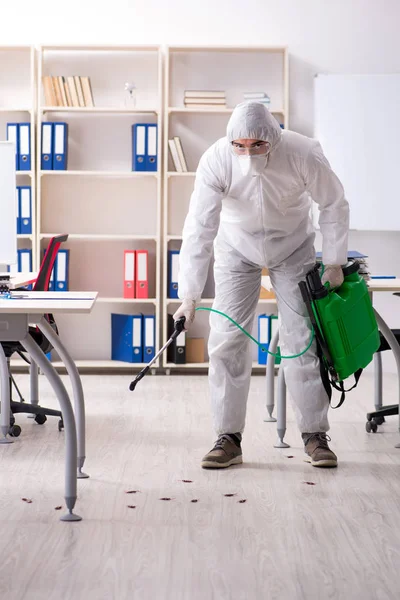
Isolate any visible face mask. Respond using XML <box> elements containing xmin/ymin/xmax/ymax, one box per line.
<box><xmin>237</xmin><ymin>154</ymin><xmax>268</xmax><ymax>177</ymax></box>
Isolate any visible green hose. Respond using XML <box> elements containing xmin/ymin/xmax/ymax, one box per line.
<box><xmin>195</xmin><ymin>306</ymin><xmax>315</xmax><ymax>360</ymax></box>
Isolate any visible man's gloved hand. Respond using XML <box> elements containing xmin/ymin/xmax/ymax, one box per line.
<box><xmin>321</xmin><ymin>265</ymin><xmax>344</xmax><ymax>289</ymax></box>
<box><xmin>173</xmin><ymin>299</ymin><xmax>196</xmax><ymax>331</ymax></box>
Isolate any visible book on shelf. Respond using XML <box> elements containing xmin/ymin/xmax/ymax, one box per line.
<box><xmin>80</xmin><ymin>76</ymin><xmax>94</xmax><ymax>107</ymax></box>
<box><xmin>67</xmin><ymin>76</ymin><xmax>80</xmax><ymax>107</ymax></box>
<box><xmin>42</xmin><ymin>75</ymin><xmax>95</xmax><ymax>107</ymax></box>
<box><xmin>185</xmin><ymin>97</ymin><xmax>226</xmax><ymax>105</ymax></box>
<box><xmin>74</xmin><ymin>76</ymin><xmax>85</xmax><ymax>108</ymax></box>
<box><xmin>53</xmin><ymin>77</ymin><xmax>63</xmax><ymax>106</ymax></box>
<box><xmin>58</xmin><ymin>76</ymin><xmax>68</xmax><ymax>107</ymax></box>
<box><xmin>244</xmin><ymin>92</ymin><xmax>271</xmax><ymax>107</ymax></box>
<box><xmin>42</xmin><ymin>76</ymin><xmax>56</xmax><ymax>106</ymax></box>
<box><xmin>185</xmin><ymin>90</ymin><xmax>226</xmax><ymax>99</ymax></box>
<box><xmin>168</xmin><ymin>137</ymin><xmax>188</xmax><ymax>172</ymax></box>
<box><xmin>184</xmin><ymin>90</ymin><xmax>227</xmax><ymax>108</ymax></box>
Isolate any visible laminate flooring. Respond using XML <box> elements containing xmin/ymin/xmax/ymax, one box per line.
<box><xmin>1</xmin><ymin>371</ymin><xmax>400</xmax><ymax>600</ymax></box>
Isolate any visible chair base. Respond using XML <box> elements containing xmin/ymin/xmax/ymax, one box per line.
<box><xmin>366</xmin><ymin>404</ymin><xmax>398</xmax><ymax>433</ymax></box>
<box><xmin>10</xmin><ymin>400</ymin><xmax>62</xmax><ymax>419</ymax></box>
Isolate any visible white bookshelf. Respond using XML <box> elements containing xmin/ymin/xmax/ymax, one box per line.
<box><xmin>163</xmin><ymin>45</ymin><xmax>288</xmax><ymax>371</ymax></box>
<box><xmin>0</xmin><ymin>46</ymin><xmax>37</xmax><ymax>268</ymax></box>
<box><xmin>37</xmin><ymin>45</ymin><xmax>162</xmax><ymax>371</ymax></box>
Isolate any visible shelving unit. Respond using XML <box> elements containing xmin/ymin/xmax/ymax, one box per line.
<box><xmin>37</xmin><ymin>45</ymin><xmax>162</xmax><ymax>371</ymax></box>
<box><xmin>163</xmin><ymin>45</ymin><xmax>288</xmax><ymax>371</ymax></box>
<box><xmin>0</xmin><ymin>46</ymin><xmax>37</xmax><ymax>268</ymax></box>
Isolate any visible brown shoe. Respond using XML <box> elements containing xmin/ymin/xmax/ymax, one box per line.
<box><xmin>201</xmin><ymin>434</ymin><xmax>243</xmax><ymax>469</ymax></box>
<box><xmin>303</xmin><ymin>433</ymin><xmax>338</xmax><ymax>468</ymax></box>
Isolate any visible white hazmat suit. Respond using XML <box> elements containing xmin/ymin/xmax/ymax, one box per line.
<box><xmin>176</xmin><ymin>102</ymin><xmax>349</xmax><ymax>436</ymax></box>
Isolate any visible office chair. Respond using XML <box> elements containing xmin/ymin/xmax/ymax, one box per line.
<box><xmin>366</xmin><ymin>303</ymin><xmax>400</xmax><ymax>432</ymax></box>
<box><xmin>3</xmin><ymin>234</ymin><xmax>68</xmax><ymax>437</ymax></box>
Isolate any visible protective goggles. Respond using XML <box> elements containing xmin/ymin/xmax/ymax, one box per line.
<box><xmin>231</xmin><ymin>141</ymin><xmax>270</xmax><ymax>156</ymax></box>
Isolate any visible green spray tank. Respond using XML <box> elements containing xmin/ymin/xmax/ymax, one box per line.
<box><xmin>299</xmin><ymin>260</ymin><xmax>380</xmax><ymax>387</ymax></box>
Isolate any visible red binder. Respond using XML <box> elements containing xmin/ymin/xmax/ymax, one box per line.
<box><xmin>136</xmin><ymin>249</ymin><xmax>148</xmax><ymax>298</ymax></box>
<box><xmin>124</xmin><ymin>250</ymin><xmax>136</xmax><ymax>298</ymax></box>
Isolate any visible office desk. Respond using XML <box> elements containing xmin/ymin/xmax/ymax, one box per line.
<box><xmin>0</xmin><ymin>291</ymin><xmax>98</xmax><ymax>522</ymax></box>
<box><xmin>264</xmin><ymin>279</ymin><xmax>400</xmax><ymax>449</ymax></box>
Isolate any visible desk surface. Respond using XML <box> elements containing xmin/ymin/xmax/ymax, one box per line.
<box><xmin>0</xmin><ymin>291</ymin><xmax>98</xmax><ymax>314</ymax></box>
<box><xmin>368</xmin><ymin>279</ymin><xmax>400</xmax><ymax>292</ymax></box>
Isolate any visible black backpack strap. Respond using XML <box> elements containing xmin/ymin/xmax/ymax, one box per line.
<box><xmin>316</xmin><ymin>338</ymin><xmax>332</xmax><ymax>402</ymax></box>
<box><xmin>316</xmin><ymin>335</ymin><xmax>363</xmax><ymax>409</ymax></box>
<box><xmin>329</xmin><ymin>368</ymin><xmax>363</xmax><ymax>409</ymax></box>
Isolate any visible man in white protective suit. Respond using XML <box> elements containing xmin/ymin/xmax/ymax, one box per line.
<box><xmin>173</xmin><ymin>101</ymin><xmax>349</xmax><ymax>469</ymax></box>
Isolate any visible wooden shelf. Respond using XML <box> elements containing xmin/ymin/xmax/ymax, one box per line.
<box><xmin>167</xmin><ymin>171</ymin><xmax>196</xmax><ymax>177</ymax></box>
<box><xmin>165</xmin><ymin>297</ymin><xmax>276</xmax><ymax>305</ymax></box>
<box><xmin>10</xmin><ymin>358</ymin><xmax>160</xmax><ymax>371</ymax></box>
<box><xmin>41</xmin><ymin>45</ymin><xmax>161</xmax><ymax>52</ymax></box>
<box><xmin>40</xmin><ymin>170</ymin><xmax>159</xmax><ymax>178</ymax></box>
<box><xmin>41</xmin><ymin>106</ymin><xmax>159</xmax><ymax>114</ymax></box>
<box><xmin>96</xmin><ymin>297</ymin><xmax>156</xmax><ymax>304</ymax></box>
<box><xmin>165</xmin><ymin>362</ymin><xmax>278</xmax><ymax>370</ymax></box>
<box><xmin>17</xmin><ymin>234</ymin><xmax>33</xmax><ymax>240</ymax></box>
<box><xmin>39</xmin><ymin>234</ymin><xmax>157</xmax><ymax>241</ymax></box>
<box><xmin>168</xmin><ymin>45</ymin><xmax>288</xmax><ymax>53</ymax></box>
<box><xmin>0</xmin><ymin>108</ymin><xmax>32</xmax><ymax>113</ymax></box>
<box><xmin>168</xmin><ymin>107</ymin><xmax>285</xmax><ymax>115</ymax></box>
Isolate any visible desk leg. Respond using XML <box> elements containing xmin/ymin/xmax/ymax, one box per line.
<box><xmin>264</xmin><ymin>331</ymin><xmax>279</xmax><ymax>422</ymax></box>
<box><xmin>38</xmin><ymin>318</ymin><xmax>89</xmax><ymax>479</ymax></box>
<box><xmin>373</xmin><ymin>309</ymin><xmax>400</xmax><ymax>448</ymax></box>
<box><xmin>26</xmin><ymin>359</ymin><xmax>39</xmax><ymax>419</ymax></box>
<box><xmin>22</xmin><ymin>334</ymin><xmax>82</xmax><ymax>522</ymax></box>
<box><xmin>374</xmin><ymin>352</ymin><xmax>383</xmax><ymax>411</ymax></box>
<box><xmin>0</xmin><ymin>344</ymin><xmax>13</xmax><ymax>444</ymax></box>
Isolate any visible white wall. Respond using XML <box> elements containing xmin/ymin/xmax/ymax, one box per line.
<box><xmin>4</xmin><ymin>0</ymin><xmax>400</xmax><ymax>370</ymax></box>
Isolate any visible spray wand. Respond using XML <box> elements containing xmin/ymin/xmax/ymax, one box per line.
<box><xmin>129</xmin><ymin>309</ymin><xmax>314</xmax><ymax>391</ymax></box>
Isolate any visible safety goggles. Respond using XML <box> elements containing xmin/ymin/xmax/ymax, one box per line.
<box><xmin>231</xmin><ymin>141</ymin><xmax>270</xmax><ymax>156</ymax></box>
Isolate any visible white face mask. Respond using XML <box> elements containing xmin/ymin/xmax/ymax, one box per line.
<box><xmin>237</xmin><ymin>154</ymin><xmax>268</xmax><ymax>177</ymax></box>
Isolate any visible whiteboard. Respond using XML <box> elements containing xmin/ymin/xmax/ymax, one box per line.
<box><xmin>314</xmin><ymin>74</ymin><xmax>400</xmax><ymax>230</ymax></box>
<box><xmin>0</xmin><ymin>142</ymin><xmax>17</xmax><ymax>265</ymax></box>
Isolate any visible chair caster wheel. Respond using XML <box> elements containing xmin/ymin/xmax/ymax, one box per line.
<box><xmin>366</xmin><ymin>420</ymin><xmax>378</xmax><ymax>433</ymax></box>
<box><xmin>34</xmin><ymin>414</ymin><xmax>47</xmax><ymax>425</ymax></box>
<box><xmin>374</xmin><ymin>416</ymin><xmax>385</xmax><ymax>425</ymax></box>
<box><xmin>58</xmin><ymin>419</ymin><xmax>64</xmax><ymax>432</ymax></box>
<box><xmin>9</xmin><ymin>424</ymin><xmax>21</xmax><ymax>437</ymax></box>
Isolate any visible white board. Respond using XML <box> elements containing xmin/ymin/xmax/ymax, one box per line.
<box><xmin>314</xmin><ymin>74</ymin><xmax>400</xmax><ymax>230</ymax></box>
<box><xmin>0</xmin><ymin>142</ymin><xmax>17</xmax><ymax>266</ymax></box>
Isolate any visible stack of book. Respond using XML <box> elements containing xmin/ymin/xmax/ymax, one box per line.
<box><xmin>244</xmin><ymin>92</ymin><xmax>271</xmax><ymax>109</ymax></box>
<box><xmin>184</xmin><ymin>90</ymin><xmax>226</xmax><ymax>109</ymax></box>
<box><xmin>168</xmin><ymin>136</ymin><xmax>188</xmax><ymax>172</ymax></box>
<box><xmin>42</xmin><ymin>76</ymin><xmax>95</xmax><ymax>108</ymax></box>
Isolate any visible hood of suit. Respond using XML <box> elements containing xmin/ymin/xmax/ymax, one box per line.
<box><xmin>226</xmin><ymin>101</ymin><xmax>282</xmax><ymax>150</ymax></box>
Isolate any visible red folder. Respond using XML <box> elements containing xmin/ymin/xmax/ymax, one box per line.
<box><xmin>136</xmin><ymin>249</ymin><xmax>148</xmax><ymax>298</ymax></box>
<box><xmin>124</xmin><ymin>250</ymin><xmax>136</xmax><ymax>298</ymax></box>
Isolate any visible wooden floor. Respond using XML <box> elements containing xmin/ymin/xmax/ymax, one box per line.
<box><xmin>1</xmin><ymin>371</ymin><xmax>400</xmax><ymax>600</ymax></box>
